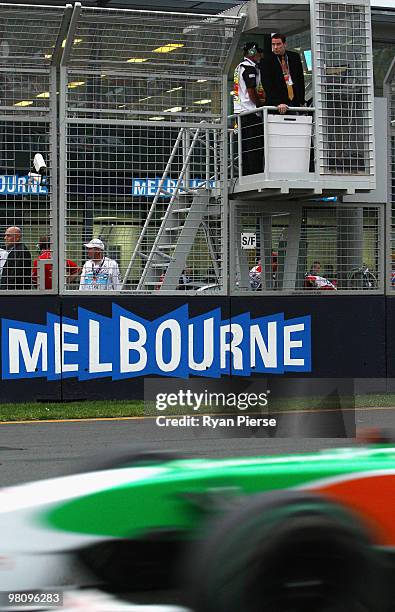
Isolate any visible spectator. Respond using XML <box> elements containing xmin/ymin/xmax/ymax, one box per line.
<box><xmin>0</xmin><ymin>226</ymin><xmax>31</xmax><ymax>290</ymax></box>
<box><xmin>309</xmin><ymin>260</ymin><xmax>321</xmax><ymax>275</ymax></box>
<box><xmin>79</xmin><ymin>238</ymin><xmax>121</xmax><ymax>291</ymax></box>
<box><xmin>32</xmin><ymin>236</ymin><xmax>80</xmax><ymax>289</ymax></box>
<box><xmin>305</xmin><ymin>261</ymin><xmax>336</xmax><ymax>290</ymax></box>
<box><xmin>260</xmin><ymin>33</ymin><xmax>306</xmax><ymax>115</ymax></box>
<box><xmin>233</xmin><ymin>42</ymin><xmax>265</xmax><ymax>175</ymax></box>
<box><xmin>249</xmin><ymin>259</ymin><xmax>262</xmax><ymax>289</ymax></box>
<box><xmin>249</xmin><ymin>253</ymin><xmax>278</xmax><ymax>289</ymax></box>
<box><xmin>271</xmin><ymin>251</ymin><xmax>278</xmax><ymax>280</ymax></box>
<box><xmin>178</xmin><ymin>268</ymin><xmax>193</xmax><ymax>290</ymax></box>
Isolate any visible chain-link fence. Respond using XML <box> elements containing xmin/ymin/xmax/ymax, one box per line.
<box><xmin>59</xmin><ymin>5</ymin><xmax>241</xmax><ymax>294</ymax></box>
<box><xmin>0</xmin><ymin>2</ymin><xmax>242</xmax><ymax>294</ymax></box>
<box><xmin>0</xmin><ymin>3</ymin><xmax>65</xmax><ymax>292</ymax></box>
<box><xmin>384</xmin><ymin>56</ymin><xmax>395</xmax><ymax>291</ymax></box>
<box><xmin>312</xmin><ymin>0</ymin><xmax>375</xmax><ymax>176</ymax></box>
<box><xmin>0</xmin><ymin>1</ymin><xmax>384</xmax><ymax>296</ymax></box>
<box><xmin>230</xmin><ymin>203</ymin><xmax>382</xmax><ymax>293</ymax></box>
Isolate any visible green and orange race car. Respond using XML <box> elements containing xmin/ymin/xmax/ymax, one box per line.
<box><xmin>0</xmin><ymin>442</ymin><xmax>394</xmax><ymax>612</ymax></box>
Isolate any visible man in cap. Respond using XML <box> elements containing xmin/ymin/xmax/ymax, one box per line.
<box><xmin>233</xmin><ymin>41</ymin><xmax>265</xmax><ymax>175</ymax></box>
<box><xmin>79</xmin><ymin>238</ymin><xmax>121</xmax><ymax>291</ymax></box>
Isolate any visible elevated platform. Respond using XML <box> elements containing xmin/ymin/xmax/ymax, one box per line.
<box><xmin>230</xmin><ymin>174</ymin><xmax>375</xmax><ymax>200</ymax></box>
<box><xmin>228</xmin><ymin>97</ymin><xmax>386</xmax><ymax>202</ymax></box>
<box><xmin>228</xmin><ymin>102</ymin><xmax>376</xmax><ymax>201</ymax></box>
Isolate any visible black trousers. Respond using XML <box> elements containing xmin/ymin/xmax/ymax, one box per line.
<box><xmin>240</xmin><ymin>113</ymin><xmax>264</xmax><ymax>176</ymax></box>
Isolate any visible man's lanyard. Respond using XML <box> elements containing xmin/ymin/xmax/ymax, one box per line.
<box><xmin>91</xmin><ymin>258</ymin><xmax>106</xmax><ymax>281</ymax></box>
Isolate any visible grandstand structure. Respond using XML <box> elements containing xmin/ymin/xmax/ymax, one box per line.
<box><xmin>0</xmin><ymin>0</ymin><xmax>393</xmax><ymax>295</ymax></box>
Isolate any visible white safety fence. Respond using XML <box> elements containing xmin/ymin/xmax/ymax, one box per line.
<box><xmin>231</xmin><ymin>204</ymin><xmax>382</xmax><ymax>293</ymax></box>
<box><xmin>0</xmin><ymin>3</ymin><xmax>65</xmax><ymax>292</ymax></box>
<box><xmin>59</xmin><ymin>4</ymin><xmax>241</xmax><ymax>294</ymax></box>
<box><xmin>384</xmin><ymin>56</ymin><xmax>395</xmax><ymax>291</ymax></box>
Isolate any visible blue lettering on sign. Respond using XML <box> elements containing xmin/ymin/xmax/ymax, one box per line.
<box><xmin>1</xmin><ymin>306</ymin><xmax>312</xmax><ymax>380</ymax></box>
<box><xmin>131</xmin><ymin>178</ymin><xmax>216</xmax><ymax>197</ymax></box>
<box><xmin>0</xmin><ymin>175</ymin><xmax>48</xmax><ymax>196</ymax></box>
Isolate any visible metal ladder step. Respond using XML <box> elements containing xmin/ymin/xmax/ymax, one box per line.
<box><xmin>137</xmin><ymin>250</ymin><xmax>171</xmax><ymax>260</ymax></box>
<box><xmin>171</xmin><ymin>207</ymin><xmax>192</xmax><ymax>214</ymax></box>
<box><xmin>165</xmin><ymin>225</ymin><xmax>189</xmax><ymax>232</ymax></box>
<box><xmin>160</xmin><ymin>208</ymin><xmax>191</xmax><ymax>220</ymax></box>
<box><xmin>152</xmin><ymin>262</ymin><xmax>170</xmax><ymax>268</ymax></box>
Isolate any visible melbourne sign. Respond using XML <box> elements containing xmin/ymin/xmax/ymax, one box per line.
<box><xmin>1</xmin><ymin>305</ymin><xmax>311</xmax><ymax>380</ymax></box>
<box><xmin>0</xmin><ymin>175</ymin><xmax>48</xmax><ymax>196</ymax></box>
<box><xmin>131</xmin><ymin>178</ymin><xmax>215</xmax><ymax>197</ymax></box>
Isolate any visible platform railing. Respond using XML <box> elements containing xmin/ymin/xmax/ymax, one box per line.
<box><xmin>228</xmin><ymin>106</ymin><xmax>316</xmax><ymax>182</ymax></box>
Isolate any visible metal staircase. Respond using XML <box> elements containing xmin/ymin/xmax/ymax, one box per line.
<box><xmin>122</xmin><ymin>124</ymin><xmax>222</xmax><ymax>291</ymax></box>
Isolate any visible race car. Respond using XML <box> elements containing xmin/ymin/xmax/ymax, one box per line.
<box><xmin>0</xmin><ymin>444</ymin><xmax>394</xmax><ymax>612</ymax></box>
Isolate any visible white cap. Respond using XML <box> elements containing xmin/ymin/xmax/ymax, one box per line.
<box><xmin>84</xmin><ymin>238</ymin><xmax>105</xmax><ymax>250</ymax></box>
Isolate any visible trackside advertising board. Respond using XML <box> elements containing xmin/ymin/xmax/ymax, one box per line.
<box><xmin>1</xmin><ymin>305</ymin><xmax>311</xmax><ymax>380</ymax></box>
<box><xmin>0</xmin><ymin>296</ymin><xmax>387</xmax><ymax>401</ymax></box>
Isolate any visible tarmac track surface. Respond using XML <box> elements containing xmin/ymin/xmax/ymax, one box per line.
<box><xmin>0</xmin><ymin>406</ymin><xmax>394</xmax><ymax>486</ymax></box>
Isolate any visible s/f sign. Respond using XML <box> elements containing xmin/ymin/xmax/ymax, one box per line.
<box><xmin>241</xmin><ymin>233</ymin><xmax>256</xmax><ymax>249</ymax></box>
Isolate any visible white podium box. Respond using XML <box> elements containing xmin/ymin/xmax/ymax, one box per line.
<box><xmin>267</xmin><ymin>114</ymin><xmax>313</xmax><ymax>173</ymax></box>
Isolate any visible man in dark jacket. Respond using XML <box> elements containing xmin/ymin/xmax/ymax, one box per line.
<box><xmin>261</xmin><ymin>33</ymin><xmax>305</xmax><ymax>114</ymax></box>
<box><xmin>1</xmin><ymin>226</ymin><xmax>32</xmax><ymax>290</ymax></box>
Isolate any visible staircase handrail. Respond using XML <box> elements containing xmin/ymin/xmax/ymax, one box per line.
<box><xmin>137</xmin><ymin>121</ymin><xmax>208</xmax><ymax>290</ymax></box>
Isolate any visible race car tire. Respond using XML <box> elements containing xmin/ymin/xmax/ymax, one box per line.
<box><xmin>184</xmin><ymin>490</ymin><xmax>391</xmax><ymax>612</ymax></box>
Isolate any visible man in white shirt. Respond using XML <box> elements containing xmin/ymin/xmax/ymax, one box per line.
<box><xmin>234</xmin><ymin>42</ymin><xmax>265</xmax><ymax>175</ymax></box>
<box><xmin>79</xmin><ymin>238</ymin><xmax>121</xmax><ymax>291</ymax></box>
